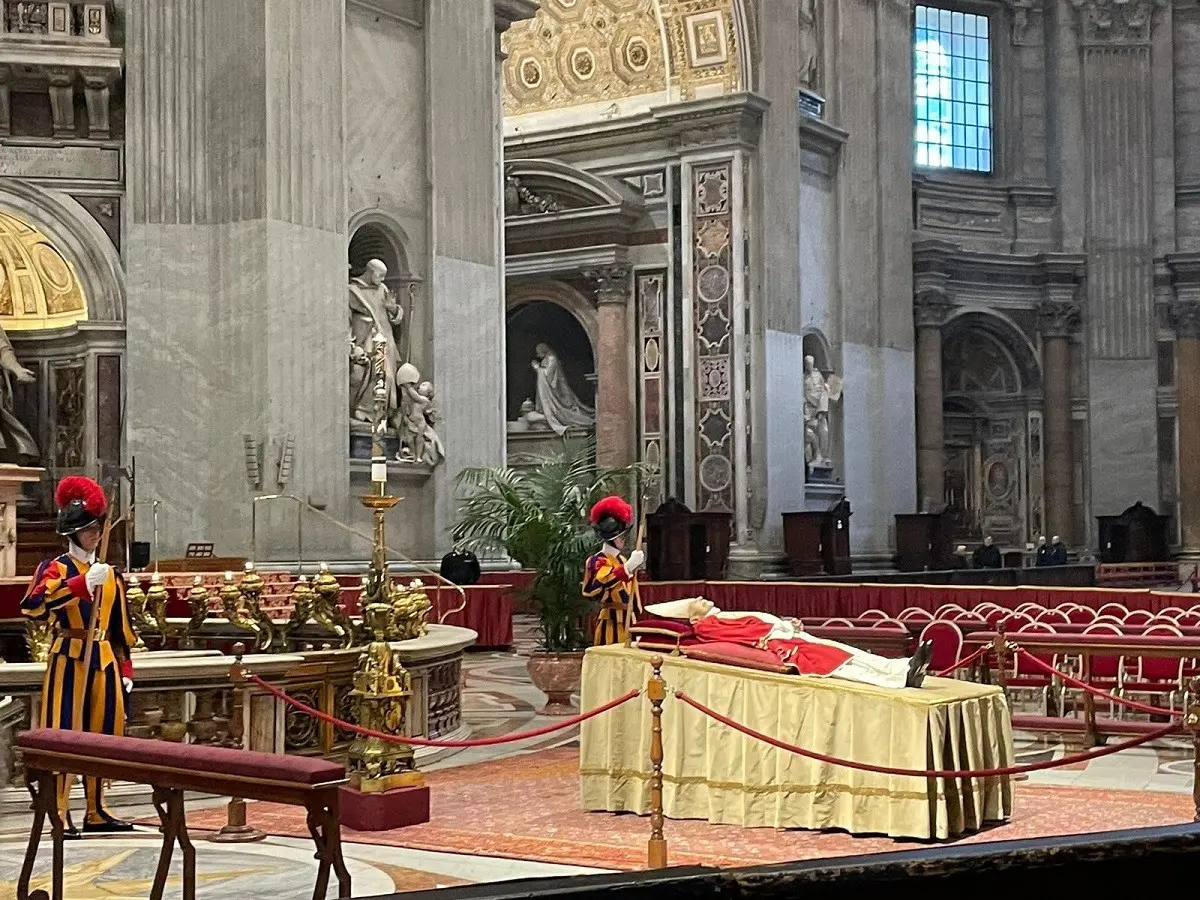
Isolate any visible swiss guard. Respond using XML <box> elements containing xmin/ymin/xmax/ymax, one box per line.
<box><xmin>582</xmin><ymin>496</ymin><xmax>644</xmax><ymax>645</ymax></box>
<box><xmin>21</xmin><ymin>475</ymin><xmax>137</xmax><ymax>837</ymax></box>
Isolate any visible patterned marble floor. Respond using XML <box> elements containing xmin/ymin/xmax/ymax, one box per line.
<box><xmin>0</xmin><ymin>614</ymin><xmax>1192</xmax><ymax>897</ymax></box>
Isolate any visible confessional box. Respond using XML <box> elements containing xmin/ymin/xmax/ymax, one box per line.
<box><xmin>893</xmin><ymin>513</ymin><xmax>953</xmax><ymax>572</ymax></box>
<box><xmin>646</xmin><ymin>510</ymin><xmax>732</xmax><ymax>581</ymax></box>
<box><xmin>783</xmin><ymin>502</ymin><xmax>852</xmax><ymax>577</ymax></box>
<box><xmin>1097</xmin><ymin>502</ymin><xmax>1170</xmax><ymax>564</ymax></box>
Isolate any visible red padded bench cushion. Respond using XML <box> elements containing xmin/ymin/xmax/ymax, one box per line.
<box><xmin>680</xmin><ymin>641</ymin><xmax>794</xmax><ymax>674</ymax></box>
<box><xmin>18</xmin><ymin>729</ymin><xmax>345</xmax><ymax>786</ymax></box>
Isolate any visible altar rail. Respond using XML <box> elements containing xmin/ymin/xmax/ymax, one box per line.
<box><xmin>372</xmin><ymin>824</ymin><xmax>1200</xmax><ymax>900</ymax></box>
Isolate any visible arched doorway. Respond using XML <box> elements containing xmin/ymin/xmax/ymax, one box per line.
<box><xmin>941</xmin><ymin>316</ymin><xmax>1042</xmax><ymax>544</ymax></box>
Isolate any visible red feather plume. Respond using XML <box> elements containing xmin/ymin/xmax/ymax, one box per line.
<box><xmin>54</xmin><ymin>475</ymin><xmax>108</xmax><ymax>516</ymax></box>
<box><xmin>589</xmin><ymin>496</ymin><xmax>632</xmax><ymax>526</ymax></box>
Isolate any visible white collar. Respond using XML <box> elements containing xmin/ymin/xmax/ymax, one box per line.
<box><xmin>67</xmin><ymin>541</ymin><xmax>96</xmax><ymax>565</ymax></box>
<box><xmin>602</xmin><ymin>543</ymin><xmax>621</xmax><ymax>558</ymax></box>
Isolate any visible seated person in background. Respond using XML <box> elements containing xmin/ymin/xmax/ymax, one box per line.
<box><xmin>439</xmin><ymin>532</ymin><xmax>481</xmax><ymax>586</ymax></box>
<box><xmin>645</xmin><ymin>598</ymin><xmax>933</xmax><ymax>690</ymax></box>
<box><xmin>1034</xmin><ymin>535</ymin><xmax>1050</xmax><ymax>567</ymax></box>
<box><xmin>1048</xmin><ymin>535</ymin><xmax>1068</xmax><ymax>567</ymax></box>
<box><xmin>972</xmin><ymin>535</ymin><xmax>1002</xmax><ymax>569</ymax></box>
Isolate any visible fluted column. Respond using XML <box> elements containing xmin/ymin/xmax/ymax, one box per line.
<box><xmin>913</xmin><ymin>289</ymin><xmax>953</xmax><ymax>513</ymax></box>
<box><xmin>1039</xmin><ymin>294</ymin><xmax>1081</xmax><ymax>544</ymax></box>
<box><xmin>1170</xmin><ymin>293</ymin><xmax>1200</xmax><ymax>556</ymax></box>
<box><xmin>587</xmin><ymin>267</ymin><xmax>633</xmax><ymax>470</ymax></box>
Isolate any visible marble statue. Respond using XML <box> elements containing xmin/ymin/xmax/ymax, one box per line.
<box><xmin>798</xmin><ymin>0</ymin><xmax>820</xmax><ymax>89</ymax></box>
<box><xmin>509</xmin><ymin>398</ymin><xmax>550</xmax><ymax>432</ymax></box>
<box><xmin>349</xmin><ymin>259</ymin><xmax>405</xmax><ymax>424</ymax></box>
<box><xmin>397</xmin><ymin>363</ymin><xmax>445</xmax><ymax>467</ymax></box>
<box><xmin>0</xmin><ymin>323</ymin><xmax>37</xmax><ymax>465</ymax></box>
<box><xmin>803</xmin><ymin>355</ymin><xmax>842</xmax><ymax>469</ymax></box>
<box><xmin>531</xmin><ymin>342</ymin><xmax>594</xmax><ymax>436</ymax></box>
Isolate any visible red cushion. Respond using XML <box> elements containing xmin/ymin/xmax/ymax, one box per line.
<box><xmin>681</xmin><ymin>641</ymin><xmax>793</xmax><ymax>674</ymax></box>
<box><xmin>18</xmin><ymin>728</ymin><xmax>345</xmax><ymax>786</ymax></box>
<box><xmin>631</xmin><ymin>614</ymin><xmax>694</xmax><ymax>637</ymax></box>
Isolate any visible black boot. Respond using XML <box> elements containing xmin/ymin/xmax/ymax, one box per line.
<box><xmin>906</xmin><ymin>640</ymin><xmax>933</xmax><ymax>688</ymax></box>
<box><xmin>82</xmin><ymin>809</ymin><xmax>134</xmax><ymax>834</ymax></box>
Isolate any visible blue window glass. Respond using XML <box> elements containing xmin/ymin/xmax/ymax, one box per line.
<box><xmin>913</xmin><ymin>5</ymin><xmax>993</xmax><ymax>173</ymax></box>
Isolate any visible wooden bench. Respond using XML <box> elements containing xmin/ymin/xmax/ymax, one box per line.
<box><xmin>16</xmin><ymin>729</ymin><xmax>351</xmax><ymax>900</ymax></box>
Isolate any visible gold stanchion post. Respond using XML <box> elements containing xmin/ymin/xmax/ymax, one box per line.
<box><xmin>646</xmin><ymin>655</ymin><xmax>668</xmax><ymax>869</ymax></box>
<box><xmin>212</xmin><ymin>642</ymin><xmax>266</xmax><ymax>843</ymax></box>
<box><xmin>1187</xmin><ymin>677</ymin><xmax>1200</xmax><ymax>823</ymax></box>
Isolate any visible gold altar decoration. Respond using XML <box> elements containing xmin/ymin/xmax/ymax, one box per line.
<box><xmin>284</xmin><ymin>574</ymin><xmax>316</xmax><ymax>641</ymax></box>
<box><xmin>0</xmin><ymin>209</ymin><xmax>88</xmax><ymax>330</ymax></box>
<box><xmin>313</xmin><ymin>563</ymin><xmax>355</xmax><ymax>648</ymax></box>
<box><xmin>124</xmin><ymin>574</ymin><xmax>149</xmax><ymax>651</ymax></box>
<box><xmin>144</xmin><ymin>572</ymin><xmax>173</xmax><ymax>637</ymax></box>
<box><xmin>389</xmin><ymin>578</ymin><xmax>431</xmax><ymax>642</ymax></box>
<box><xmin>24</xmin><ymin>619</ymin><xmax>50</xmax><ymax>662</ymax></box>
<box><xmin>346</xmin><ymin>600</ymin><xmax>421</xmax><ymax>792</ymax></box>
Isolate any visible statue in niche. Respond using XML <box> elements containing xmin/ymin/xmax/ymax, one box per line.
<box><xmin>396</xmin><ymin>363</ymin><xmax>445</xmax><ymax>467</ymax></box>
<box><xmin>531</xmin><ymin>342</ymin><xmax>594</xmax><ymax>436</ymax></box>
<box><xmin>803</xmin><ymin>355</ymin><xmax>842</xmax><ymax>470</ymax></box>
<box><xmin>0</xmin><ymin>323</ymin><xmax>37</xmax><ymax>465</ymax></box>
<box><xmin>349</xmin><ymin>259</ymin><xmax>405</xmax><ymax>424</ymax></box>
<box><xmin>509</xmin><ymin>398</ymin><xmax>551</xmax><ymax>433</ymax></box>
<box><xmin>798</xmin><ymin>0</ymin><xmax>820</xmax><ymax>90</ymax></box>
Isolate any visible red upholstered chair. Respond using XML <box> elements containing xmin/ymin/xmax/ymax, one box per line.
<box><xmin>898</xmin><ymin>607</ymin><xmax>935</xmax><ymax>622</ymax></box>
<box><xmin>858</xmin><ymin>609</ymin><xmax>889</xmax><ymax>620</ymax></box>
<box><xmin>1062</xmin><ymin>620</ymin><xmax>1126</xmax><ymax>717</ymax></box>
<box><xmin>935</xmin><ymin>603</ymin><xmax>966</xmax><ymax>618</ymax></box>
<box><xmin>870</xmin><ymin>617</ymin><xmax>907</xmax><ymax>630</ymax></box>
<box><xmin>981</xmin><ymin>606</ymin><xmax>1009</xmax><ymax>626</ymax></box>
<box><xmin>1004</xmin><ymin>611</ymin><xmax>1035</xmax><ymax>630</ymax></box>
<box><xmin>1015</xmin><ymin>602</ymin><xmax>1042</xmax><ymax>616</ymax></box>
<box><xmin>1120</xmin><ymin>622</ymin><xmax>1186</xmax><ymax>714</ymax></box>
<box><xmin>1176</xmin><ymin>610</ymin><xmax>1200</xmax><ymax>628</ymax></box>
<box><xmin>1157</xmin><ymin>607</ymin><xmax>1186</xmax><ymax>621</ymax></box>
<box><xmin>823</xmin><ymin>617</ymin><xmax>856</xmax><ymax>627</ymax></box>
<box><xmin>1008</xmin><ymin>621</ymin><xmax>1060</xmax><ymax>715</ymax></box>
<box><xmin>1091</xmin><ymin>614</ymin><xmax>1125</xmax><ymax>629</ymax></box>
<box><xmin>1035</xmin><ymin>607</ymin><xmax>1070</xmax><ymax>625</ymax></box>
<box><xmin>952</xmin><ymin>611</ymin><xmax>987</xmax><ymax>625</ymax></box>
<box><xmin>1065</xmin><ymin>605</ymin><xmax>1096</xmax><ymax>625</ymax></box>
<box><xmin>1122</xmin><ymin>609</ymin><xmax>1154</xmax><ymax>626</ymax></box>
<box><xmin>919</xmin><ymin>620</ymin><xmax>964</xmax><ymax>676</ymax></box>
<box><xmin>1097</xmin><ymin>602</ymin><xmax>1128</xmax><ymax>619</ymax></box>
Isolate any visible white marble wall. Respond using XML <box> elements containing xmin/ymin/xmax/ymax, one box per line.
<box><xmin>761</xmin><ymin>330</ymin><xmax>806</xmax><ymax>552</ymax></box>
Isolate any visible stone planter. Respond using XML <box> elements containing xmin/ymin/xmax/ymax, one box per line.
<box><xmin>526</xmin><ymin>651</ymin><xmax>585</xmax><ymax>716</ymax></box>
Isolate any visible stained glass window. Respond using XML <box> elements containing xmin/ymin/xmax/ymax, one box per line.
<box><xmin>913</xmin><ymin>5</ymin><xmax>992</xmax><ymax>173</ymax></box>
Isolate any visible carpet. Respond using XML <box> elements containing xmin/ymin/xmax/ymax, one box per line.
<box><xmin>180</xmin><ymin>748</ymin><xmax>1197</xmax><ymax>871</ymax></box>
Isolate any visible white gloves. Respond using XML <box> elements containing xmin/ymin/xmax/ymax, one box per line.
<box><xmin>122</xmin><ymin>677</ymin><xmax>133</xmax><ymax>693</ymax></box>
<box><xmin>624</xmin><ymin>549</ymin><xmax>645</xmax><ymax>574</ymax></box>
<box><xmin>85</xmin><ymin>563</ymin><xmax>112</xmax><ymax>591</ymax></box>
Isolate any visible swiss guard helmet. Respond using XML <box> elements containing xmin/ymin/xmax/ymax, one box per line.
<box><xmin>589</xmin><ymin>496</ymin><xmax>633</xmax><ymax>542</ymax></box>
<box><xmin>54</xmin><ymin>475</ymin><xmax>108</xmax><ymax>537</ymax></box>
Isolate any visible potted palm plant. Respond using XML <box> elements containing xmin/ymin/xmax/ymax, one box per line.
<box><xmin>454</xmin><ymin>439</ymin><xmax>652</xmax><ymax>715</ymax></box>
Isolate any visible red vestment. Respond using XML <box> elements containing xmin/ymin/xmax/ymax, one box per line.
<box><xmin>692</xmin><ymin>614</ymin><xmax>852</xmax><ymax>676</ymax></box>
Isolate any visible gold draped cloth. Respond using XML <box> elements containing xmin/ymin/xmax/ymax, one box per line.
<box><xmin>579</xmin><ymin>646</ymin><xmax>1014</xmax><ymax>840</ymax></box>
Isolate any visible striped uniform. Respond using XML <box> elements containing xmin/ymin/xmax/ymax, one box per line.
<box><xmin>21</xmin><ymin>552</ymin><xmax>137</xmax><ymax>825</ymax></box>
<box><xmin>582</xmin><ymin>549</ymin><xmax>642</xmax><ymax>646</ymax></box>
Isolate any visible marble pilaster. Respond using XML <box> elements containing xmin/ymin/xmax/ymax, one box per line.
<box><xmin>586</xmin><ymin>267</ymin><xmax>633</xmax><ymax>471</ymax></box>
<box><xmin>1169</xmin><ymin>253</ymin><xmax>1200</xmax><ymax>557</ymax></box>
<box><xmin>125</xmin><ymin>0</ymin><xmax>349</xmax><ymax>560</ymax></box>
<box><xmin>1038</xmin><ymin>289</ymin><xmax>1082</xmax><ymax>545</ymax></box>
<box><xmin>913</xmin><ymin>288</ymin><xmax>953</xmax><ymax>514</ymax></box>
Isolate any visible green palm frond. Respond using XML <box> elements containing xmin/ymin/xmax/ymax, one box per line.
<box><xmin>452</xmin><ymin>437</ymin><xmax>656</xmax><ymax>651</ymax></box>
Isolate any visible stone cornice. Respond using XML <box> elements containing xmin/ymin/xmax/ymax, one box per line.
<box><xmin>584</xmin><ymin>266</ymin><xmax>631</xmax><ymax>306</ymax></box>
<box><xmin>505</xmin><ymin>93</ymin><xmax>768</xmax><ymax>159</ymax></box>
<box><xmin>348</xmin><ymin>0</ymin><xmax>423</xmax><ymax>27</ymax></box>
<box><xmin>798</xmin><ymin>116</ymin><xmax>848</xmax><ymax>161</ymax></box>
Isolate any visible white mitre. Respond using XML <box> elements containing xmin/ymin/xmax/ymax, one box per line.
<box><xmin>645</xmin><ymin>597</ymin><xmax>715</xmax><ymax>622</ymax></box>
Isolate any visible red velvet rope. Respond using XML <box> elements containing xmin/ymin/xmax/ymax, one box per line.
<box><xmin>247</xmin><ymin>673</ymin><xmax>639</xmax><ymax>747</ymax></box>
<box><xmin>936</xmin><ymin>644</ymin><xmax>989</xmax><ymax>678</ymax></box>
<box><xmin>1012</xmin><ymin>647</ymin><xmax>1183</xmax><ymax>719</ymax></box>
<box><xmin>675</xmin><ymin>690</ymin><xmax>1179</xmax><ymax>779</ymax></box>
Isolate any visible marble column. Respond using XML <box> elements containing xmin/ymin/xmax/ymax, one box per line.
<box><xmin>587</xmin><ymin>267</ymin><xmax>633</xmax><ymax>471</ymax></box>
<box><xmin>1170</xmin><ymin>297</ymin><xmax>1200</xmax><ymax>557</ymax></box>
<box><xmin>913</xmin><ymin>290</ymin><xmax>953</xmax><ymax>513</ymax></box>
<box><xmin>1039</xmin><ymin>295</ymin><xmax>1081</xmax><ymax>545</ymax></box>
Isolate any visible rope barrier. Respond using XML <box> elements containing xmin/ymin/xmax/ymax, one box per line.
<box><xmin>246</xmin><ymin>673</ymin><xmax>639</xmax><ymax>748</ymax></box>
<box><xmin>674</xmin><ymin>690</ymin><xmax>1180</xmax><ymax>779</ymax></box>
<box><xmin>936</xmin><ymin>644</ymin><xmax>990</xmax><ymax>678</ymax></box>
<box><xmin>1012</xmin><ymin>647</ymin><xmax>1183</xmax><ymax>719</ymax></box>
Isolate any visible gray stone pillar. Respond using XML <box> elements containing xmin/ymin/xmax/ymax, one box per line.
<box><xmin>1072</xmin><ymin>0</ymin><xmax>1164</xmax><ymax>521</ymax></box>
<box><xmin>125</xmin><ymin>0</ymin><xmax>348</xmax><ymax>558</ymax></box>
<box><xmin>1039</xmin><ymin>293</ymin><xmax>1081</xmax><ymax>545</ymax></box>
<box><xmin>587</xmin><ymin>267</ymin><xmax>633</xmax><ymax>471</ymax></box>
<box><xmin>913</xmin><ymin>289</ymin><xmax>952</xmax><ymax>513</ymax></box>
<box><xmin>1168</xmin><ymin>254</ymin><xmax>1200</xmax><ymax>558</ymax></box>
